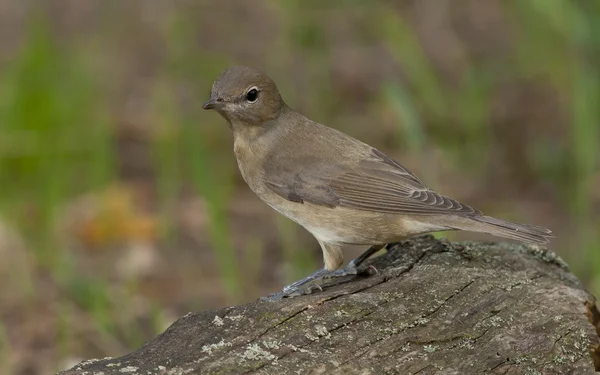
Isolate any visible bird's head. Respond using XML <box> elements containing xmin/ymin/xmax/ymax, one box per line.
<box><xmin>203</xmin><ymin>66</ymin><xmax>286</xmax><ymax>128</ymax></box>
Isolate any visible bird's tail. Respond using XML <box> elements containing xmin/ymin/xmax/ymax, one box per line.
<box><xmin>444</xmin><ymin>215</ymin><xmax>553</xmax><ymax>244</ymax></box>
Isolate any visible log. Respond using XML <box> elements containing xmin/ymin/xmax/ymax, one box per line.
<box><xmin>60</xmin><ymin>235</ymin><xmax>600</xmax><ymax>375</ymax></box>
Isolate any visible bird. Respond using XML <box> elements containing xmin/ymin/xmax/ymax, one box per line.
<box><xmin>202</xmin><ymin>66</ymin><xmax>553</xmax><ymax>299</ymax></box>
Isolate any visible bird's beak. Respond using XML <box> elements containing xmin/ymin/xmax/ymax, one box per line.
<box><xmin>202</xmin><ymin>97</ymin><xmax>221</xmax><ymax>110</ymax></box>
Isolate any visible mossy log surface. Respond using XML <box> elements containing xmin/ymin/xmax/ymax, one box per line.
<box><xmin>61</xmin><ymin>235</ymin><xmax>600</xmax><ymax>375</ymax></box>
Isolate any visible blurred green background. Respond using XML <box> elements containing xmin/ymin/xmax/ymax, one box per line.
<box><xmin>0</xmin><ymin>1</ymin><xmax>598</xmax><ymax>373</ymax></box>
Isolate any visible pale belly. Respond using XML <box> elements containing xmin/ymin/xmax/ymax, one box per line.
<box><xmin>262</xmin><ymin>194</ymin><xmax>439</xmax><ymax>245</ymax></box>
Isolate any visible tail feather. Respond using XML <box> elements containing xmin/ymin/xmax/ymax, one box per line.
<box><xmin>468</xmin><ymin>215</ymin><xmax>553</xmax><ymax>244</ymax></box>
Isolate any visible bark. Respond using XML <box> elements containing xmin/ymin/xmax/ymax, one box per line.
<box><xmin>60</xmin><ymin>235</ymin><xmax>600</xmax><ymax>375</ymax></box>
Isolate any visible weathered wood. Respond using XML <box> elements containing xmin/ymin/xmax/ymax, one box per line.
<box><xmin>60</xmin><ymin>236</ymin><xmax>600</xmax><ymax>375</ymax></box>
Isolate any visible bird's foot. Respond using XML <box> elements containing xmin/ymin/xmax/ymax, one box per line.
<box><xmin>260</xmin><ymin>263</ymin><xmax>369</xmax><ymax>301</ymax></box>
<box><xmin>260</xmin><ymin>284</ymin><xmax>323</xmax><ymax>301</ymax></box>
<box><xmin>260</xmin><ymin>245</ymin><xmax>388</xmax><ymax>301</ymax></box>
<box><xmin>324</xmin><ymin>262</ymin><xmax>360</xmax><ymax>278</ymax></box>
<box><xmin>260</xmin><ymin>268</ymin><xmax>329</xmax><ymax>301</ymax></box>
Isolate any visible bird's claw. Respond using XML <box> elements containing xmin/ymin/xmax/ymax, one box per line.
<box><xmin>260</xmin><ymin>283</ymin><xmax>323</xmax><ymax>301</ymax></box>
<box><xmin>324</xmin><ymin>266</ymin><xmax>358</xmax><ymax>279</ymax></box>
<box><xmin>260</xmin><ymin>255</ymin><xmax>379</xmax><ymax>301</ymax></box>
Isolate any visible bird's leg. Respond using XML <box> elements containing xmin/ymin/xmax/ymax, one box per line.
<box><xmin>262</xmin><ymin>242</ymin><xmax>344</xmax><ymax>300</ymax></box>
<box><xmin>261</xmin><ymin>268</ymin><xmax>330</xmax><ymax>301</ymax></box>
<box><xmin>261</xmin><ymin>244</ymin><xmax>386</xmax><ymax>301</ymax></box>
<box><xmin>326</xmin><ymin>244</ymin><xmax>385</xmax><ymax>278</ymax></box>
<box><xmin>348</xmin><ymin>244</ymin><xmax>386</xmax><ymax>269</ymax></box>
<box><xmin>282</xmin><ymin>268</ymin><xmax>330</xmax><ymax>294</ymax></box>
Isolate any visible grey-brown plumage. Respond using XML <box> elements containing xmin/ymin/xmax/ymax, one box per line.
<box><xmin>203</xmin><ymin>66</ymin><xmax>553</xmax><ymax>298</ymax></box>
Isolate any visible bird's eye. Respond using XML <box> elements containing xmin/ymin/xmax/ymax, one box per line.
<box><xmin>246</xmin><ymin>88</ymin><xmax>259</xmax><ymax>103</ymax></box>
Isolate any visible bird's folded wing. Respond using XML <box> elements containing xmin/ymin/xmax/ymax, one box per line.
<box><xmin>265</xmin><ymin>148</ymin><xmax>481</xmax><ymax>216</ymax></box>
<box><xmin>265</xmin><ymin>180</ymin><xmax>340</xmax><ymax>208</ymax></box>
<box><xmin>329</xmin><ymin>171</ymin><xmax>480</xmax><ymax>215</ymax></box>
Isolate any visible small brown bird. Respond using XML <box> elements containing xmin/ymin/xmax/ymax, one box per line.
<box><xmin>203</xmin><ymin>66</ymin><xmax>553</xmax><ymax>299</ymax></box>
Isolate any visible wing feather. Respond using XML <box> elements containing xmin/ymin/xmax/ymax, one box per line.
<box><xmin>265</xmin><ymin>148</ymin><xmax>480</xmax><ymax>216</ymax></box>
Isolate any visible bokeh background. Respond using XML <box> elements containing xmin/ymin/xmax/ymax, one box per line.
<box><xmin>0</xmin><ymin>1</ymin><xmax>598</xmax><ymax>373</ymax></box>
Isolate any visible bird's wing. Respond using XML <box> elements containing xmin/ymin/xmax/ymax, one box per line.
<box><xmin>265</xmin><ymin>148</ymin><xmax>480</xmax><ymax>216</ymax></box>
<box><xmin>264</xmin><ymin>179</ymin><xmax>340</xmax><ymax>208</ymax></box>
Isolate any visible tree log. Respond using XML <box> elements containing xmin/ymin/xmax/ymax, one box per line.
<box><xmin>60</xmin><ymin>235</ymin><xmax>600</xmax><ymax>375</ymax></box>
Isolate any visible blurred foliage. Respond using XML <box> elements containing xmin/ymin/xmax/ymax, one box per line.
<box><xmin>0</xmin><ymin>1</ymin><xmax>598</xmax><ymax>374</ymax></box>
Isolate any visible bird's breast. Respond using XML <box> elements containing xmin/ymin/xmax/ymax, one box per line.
<box><xmin>233</xmin><ymin>137</ymin><xmax>267</xmax><ymax>195</ymax></box>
